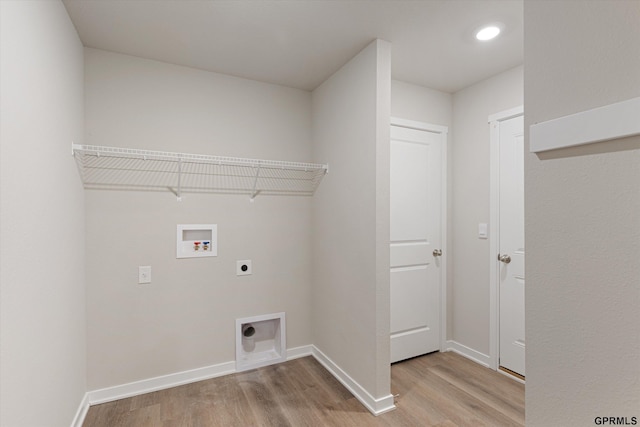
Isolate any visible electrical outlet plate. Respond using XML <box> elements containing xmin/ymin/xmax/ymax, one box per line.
<box><xmin>236</xmin><ymin>260</ymin><xmax>252</xmax><ymax>276</ymax></box>
<box><xmin>138</xmin><ymin>266</ymin><xmax>151</xmax><ymax>284</ymax></box>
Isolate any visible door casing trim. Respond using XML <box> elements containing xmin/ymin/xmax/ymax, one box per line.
<box><xmin>488</xmin><ymin>106</ymin><xmax>524</xmax><ymax>371</ymax></box>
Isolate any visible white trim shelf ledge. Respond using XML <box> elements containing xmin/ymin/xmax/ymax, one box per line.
<box><xmin>529</xmin><ymin>96</ymin><xmax>640</xmax><ymax>153</ymax></box>
<box><xmin>72</xmin><ymin>144</ymin><xmax>328</xmax><ymax>200</ymax></box>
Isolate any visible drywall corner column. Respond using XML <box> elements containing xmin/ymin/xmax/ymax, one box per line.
<box><xmin>524</xmin><ymin>1</ymin><xmax>640</xmax><ymax>425</ymax></box>
<box><xmin>374</xmin><ymin>40</ymin><xmax>392</xmax><ymax>403</ymax></box>
<box><xmin>311</xmin><ymin>39</ymin><xmax>392</xmax><ymax>410</ymax></box>
<box><xmin>0</xmin><ymin>1</ymin><xmax>86</xmax><ymax>426</ymax></box>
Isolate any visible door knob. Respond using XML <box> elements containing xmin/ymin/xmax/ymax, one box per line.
<box><xmin>498</xmin><ymin>254</ymin><xmax>511</xmax><ymax>264</ymax></box>
<box><xmin>433</xmin><ymin>249</ymin><xmax>442</xmax><ymax>257</ymax></box>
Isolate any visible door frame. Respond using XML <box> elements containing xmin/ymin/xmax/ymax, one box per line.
<box><xmin>488</xmin><ymin>106</ymin><xmax>524</xmax><ymax>372</ymax></box>
<box><xmin>390</xmin><ymin>117</ymin><xmax>448</xmax><ymax>352</ymax></box>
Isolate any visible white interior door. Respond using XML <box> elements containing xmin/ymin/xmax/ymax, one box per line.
<box><xmin>498</xmin><ymin>114</ymin><xmax>525</xmax><ymax>377</ymax></box>
<box><xmin>390</xmin><ymin>122</ymin><xmax>445</xmax><ymax>363</ymax></box>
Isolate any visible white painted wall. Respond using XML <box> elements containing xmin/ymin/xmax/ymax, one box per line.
<box><xmin>524</xmin><ymin>1</ymin><xmax>640</xmax><ymax>425</ymax></box>
<box><xmin>311</xmin><ymin>40</ymin><xmax>392</xmax><ymax>403</ymax></box>
<box><xmin>0</xmin><ymin>1</ymin><xmax>86</xmax><ymax>426</ymax></box>
<box><xmin>451</xmin><ymin>66</ymin><xmax>523</xmax><ymax>356</ymax></box>
<box><xmin>391</xmin><ymin>80</ymin><xmax>452</xmax><ymax>127</ymax></box>
<box><xmin>84</xmin><ymin>49</ymin><xmax>314</xmax><ymax>389</ymax></box>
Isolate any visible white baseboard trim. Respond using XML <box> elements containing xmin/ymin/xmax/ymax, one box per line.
<box><xmin>286</xmin><ymin>344</ymin><xmax>314</xmax><ymax>360</ymax></box>
<box><xmin>70</xmin><ymin>392</ymin><xmax>90</xmax><ymax>427</ymax></box>
<box><xmin>311</xmin><ymin>345</ymin><xmax>396</xmax><ymax>416</ymax></box>
<box><xmin>446</xmin><ymin>340</ymin><xmax>491</xmax><ymax>368</ymax></box>
<box><xmin>86</xmin><ymin>345</ymin><xmax>313</xmax><ymax>407</ymax></box>
<box><xmin>81</xmin><ymin>344</ymin><xmax>392</xmax><ymax>421</ymax></box>
<box><xmin>87</xmin><ymin>360</ymin><xmax>236</xmax><ymax>406</ymax></box>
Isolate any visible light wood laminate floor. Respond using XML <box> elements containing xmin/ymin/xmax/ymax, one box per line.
<box><xmin>83</xmin><ymin>351</ymin><xmax>524</xmax><ymax>427</ymax></box>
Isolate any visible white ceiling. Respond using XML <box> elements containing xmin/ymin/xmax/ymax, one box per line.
<box><xmin>62</xmin><ymin>0</ymin><xmax>523</xmax><ymax>93</ymax></box>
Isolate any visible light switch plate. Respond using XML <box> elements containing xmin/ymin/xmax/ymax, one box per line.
<box><xmin>138</xmin><ymin>266</ymin><xmax>151</xmax><ymax>284</ymax></box>
<box><xmin>236</xmin><ymin>260</ymin><xmax>252</xmax><ymax>276</ymax></box>
<box><xmin>478</xmin><ymin>223</ymin><xmax>488</xmax><ymax>239</ymax></box>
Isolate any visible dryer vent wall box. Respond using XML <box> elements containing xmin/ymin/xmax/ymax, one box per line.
<box><xmin>177</xmin><ymin>224</ymin><xmax>217</xmax><ymax>258</ymax></box>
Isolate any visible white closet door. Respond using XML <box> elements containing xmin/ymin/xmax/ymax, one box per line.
<box><xmin>390</xmin><ymin>124</ymin><xmax>443</xmax><ymax>363</ymax></box>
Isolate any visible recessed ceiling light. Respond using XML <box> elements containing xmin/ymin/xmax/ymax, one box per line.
<box><xmin>476</xmin><ymin>25</ymin><xmax>501</xmax><ymax>41</ymax></box>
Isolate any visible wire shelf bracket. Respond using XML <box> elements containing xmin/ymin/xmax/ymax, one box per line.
<box><xmin>72</xmin><ymin>144</ymin><xmax>328</xmax><ymax>201</ymax></box>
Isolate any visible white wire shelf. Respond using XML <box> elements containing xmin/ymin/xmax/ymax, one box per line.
<box><xmin>72</xmin><ymin>144</ymin><xmax>328</xmax><ymax>200</ymax></box>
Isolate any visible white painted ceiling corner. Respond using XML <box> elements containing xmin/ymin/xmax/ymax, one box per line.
<box><xmin>62</xmin><ymin>0</ymin><xmax>523</xmax><ymax>93</ymax></box>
